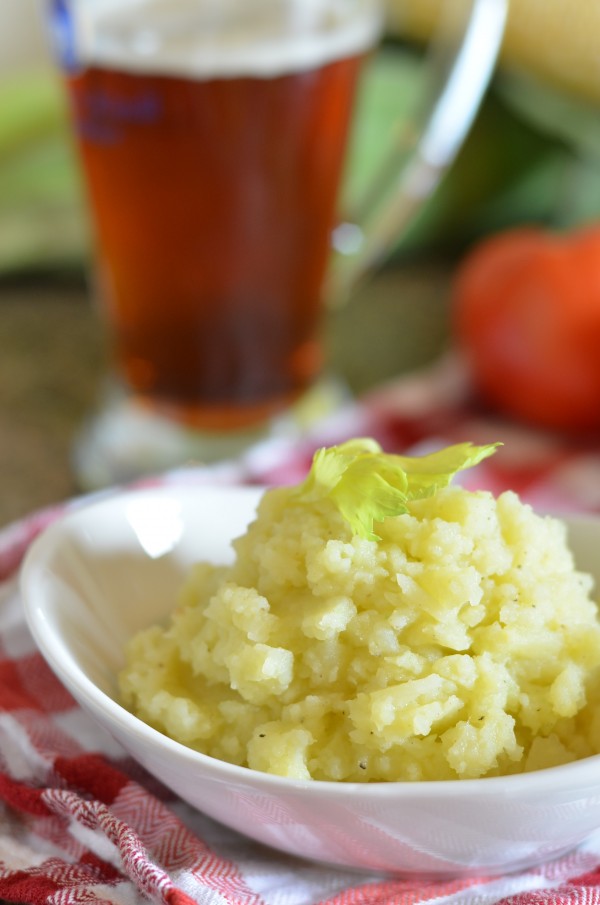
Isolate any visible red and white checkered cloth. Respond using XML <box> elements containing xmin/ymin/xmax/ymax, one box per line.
<box><xmin>4</xmin><ymin>355</ymin><xmax>600</xmax><ymax>905</ymax></box>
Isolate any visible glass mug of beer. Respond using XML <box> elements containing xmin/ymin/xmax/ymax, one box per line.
<box><xmin>49</xmin><ymin>0</ymin><xmax>506</xmax><ymax>485</ymax></box>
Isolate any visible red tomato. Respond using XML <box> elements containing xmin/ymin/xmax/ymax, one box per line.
<box><xmin>452</xmin><ymin>225</ymin><xmax>600</xmax><ymax>432</ymax></box>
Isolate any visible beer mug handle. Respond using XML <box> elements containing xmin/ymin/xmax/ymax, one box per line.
<box><xmin>330</xmin><ymin>0</ymin><xmax>508</xmax><ymax>303</ymax></box>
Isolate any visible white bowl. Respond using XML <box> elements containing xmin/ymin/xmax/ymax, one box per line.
<box><xmin>19</xmin><ymin>484</ymin><xmax>600</xmax><ymax>877</ymax></box>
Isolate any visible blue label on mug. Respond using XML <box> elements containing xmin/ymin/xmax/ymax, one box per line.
<box><xmin>49</xmin><ymin>0</ymin><xmax>80</xmax><ymax>73</ymax></box>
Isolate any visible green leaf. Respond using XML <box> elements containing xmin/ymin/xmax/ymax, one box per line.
<box><xmin>294</xmin><ymin>438</ymin><xmax>501</xmax><ymax>541</ymax></box>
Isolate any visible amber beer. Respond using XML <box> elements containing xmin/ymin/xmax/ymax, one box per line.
<box><xmin>64</xmin><ymin>7</ymin><xmax>377</xmax><ymax>430</ymax></box>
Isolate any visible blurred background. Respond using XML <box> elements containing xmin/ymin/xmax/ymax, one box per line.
<box><xmin>2</xmin><ymin>0</ymin><xmax>600</xmax><ymax>525</ymax></box>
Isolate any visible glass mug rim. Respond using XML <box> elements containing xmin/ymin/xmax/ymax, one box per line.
<box><xmin>53</xmin><ymin>0</ymin><xmax>384</xmax><ymax>79</ymax></box>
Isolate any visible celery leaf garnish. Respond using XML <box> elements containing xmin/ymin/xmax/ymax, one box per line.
<box><xmin>294</xmin><ymin>438</ymin><xmax>501</xmax><ymax>540</ymax></box>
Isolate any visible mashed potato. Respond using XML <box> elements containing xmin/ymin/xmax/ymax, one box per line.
<box><xmin>120</xmin><ymin>442</ymin><xmax>600</xmax><ymax>781</ymax></box>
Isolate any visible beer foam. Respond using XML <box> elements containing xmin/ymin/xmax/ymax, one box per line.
<box><xmin>71</xmin><ymin>0</ymin><xmax>382</xmax><ymax>78</ymax></box>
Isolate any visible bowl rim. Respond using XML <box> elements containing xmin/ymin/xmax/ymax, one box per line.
<box><xmin>19</xmin><ymin>482</ymin><xmax>600</xmax><ymax>799</ymax></box>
